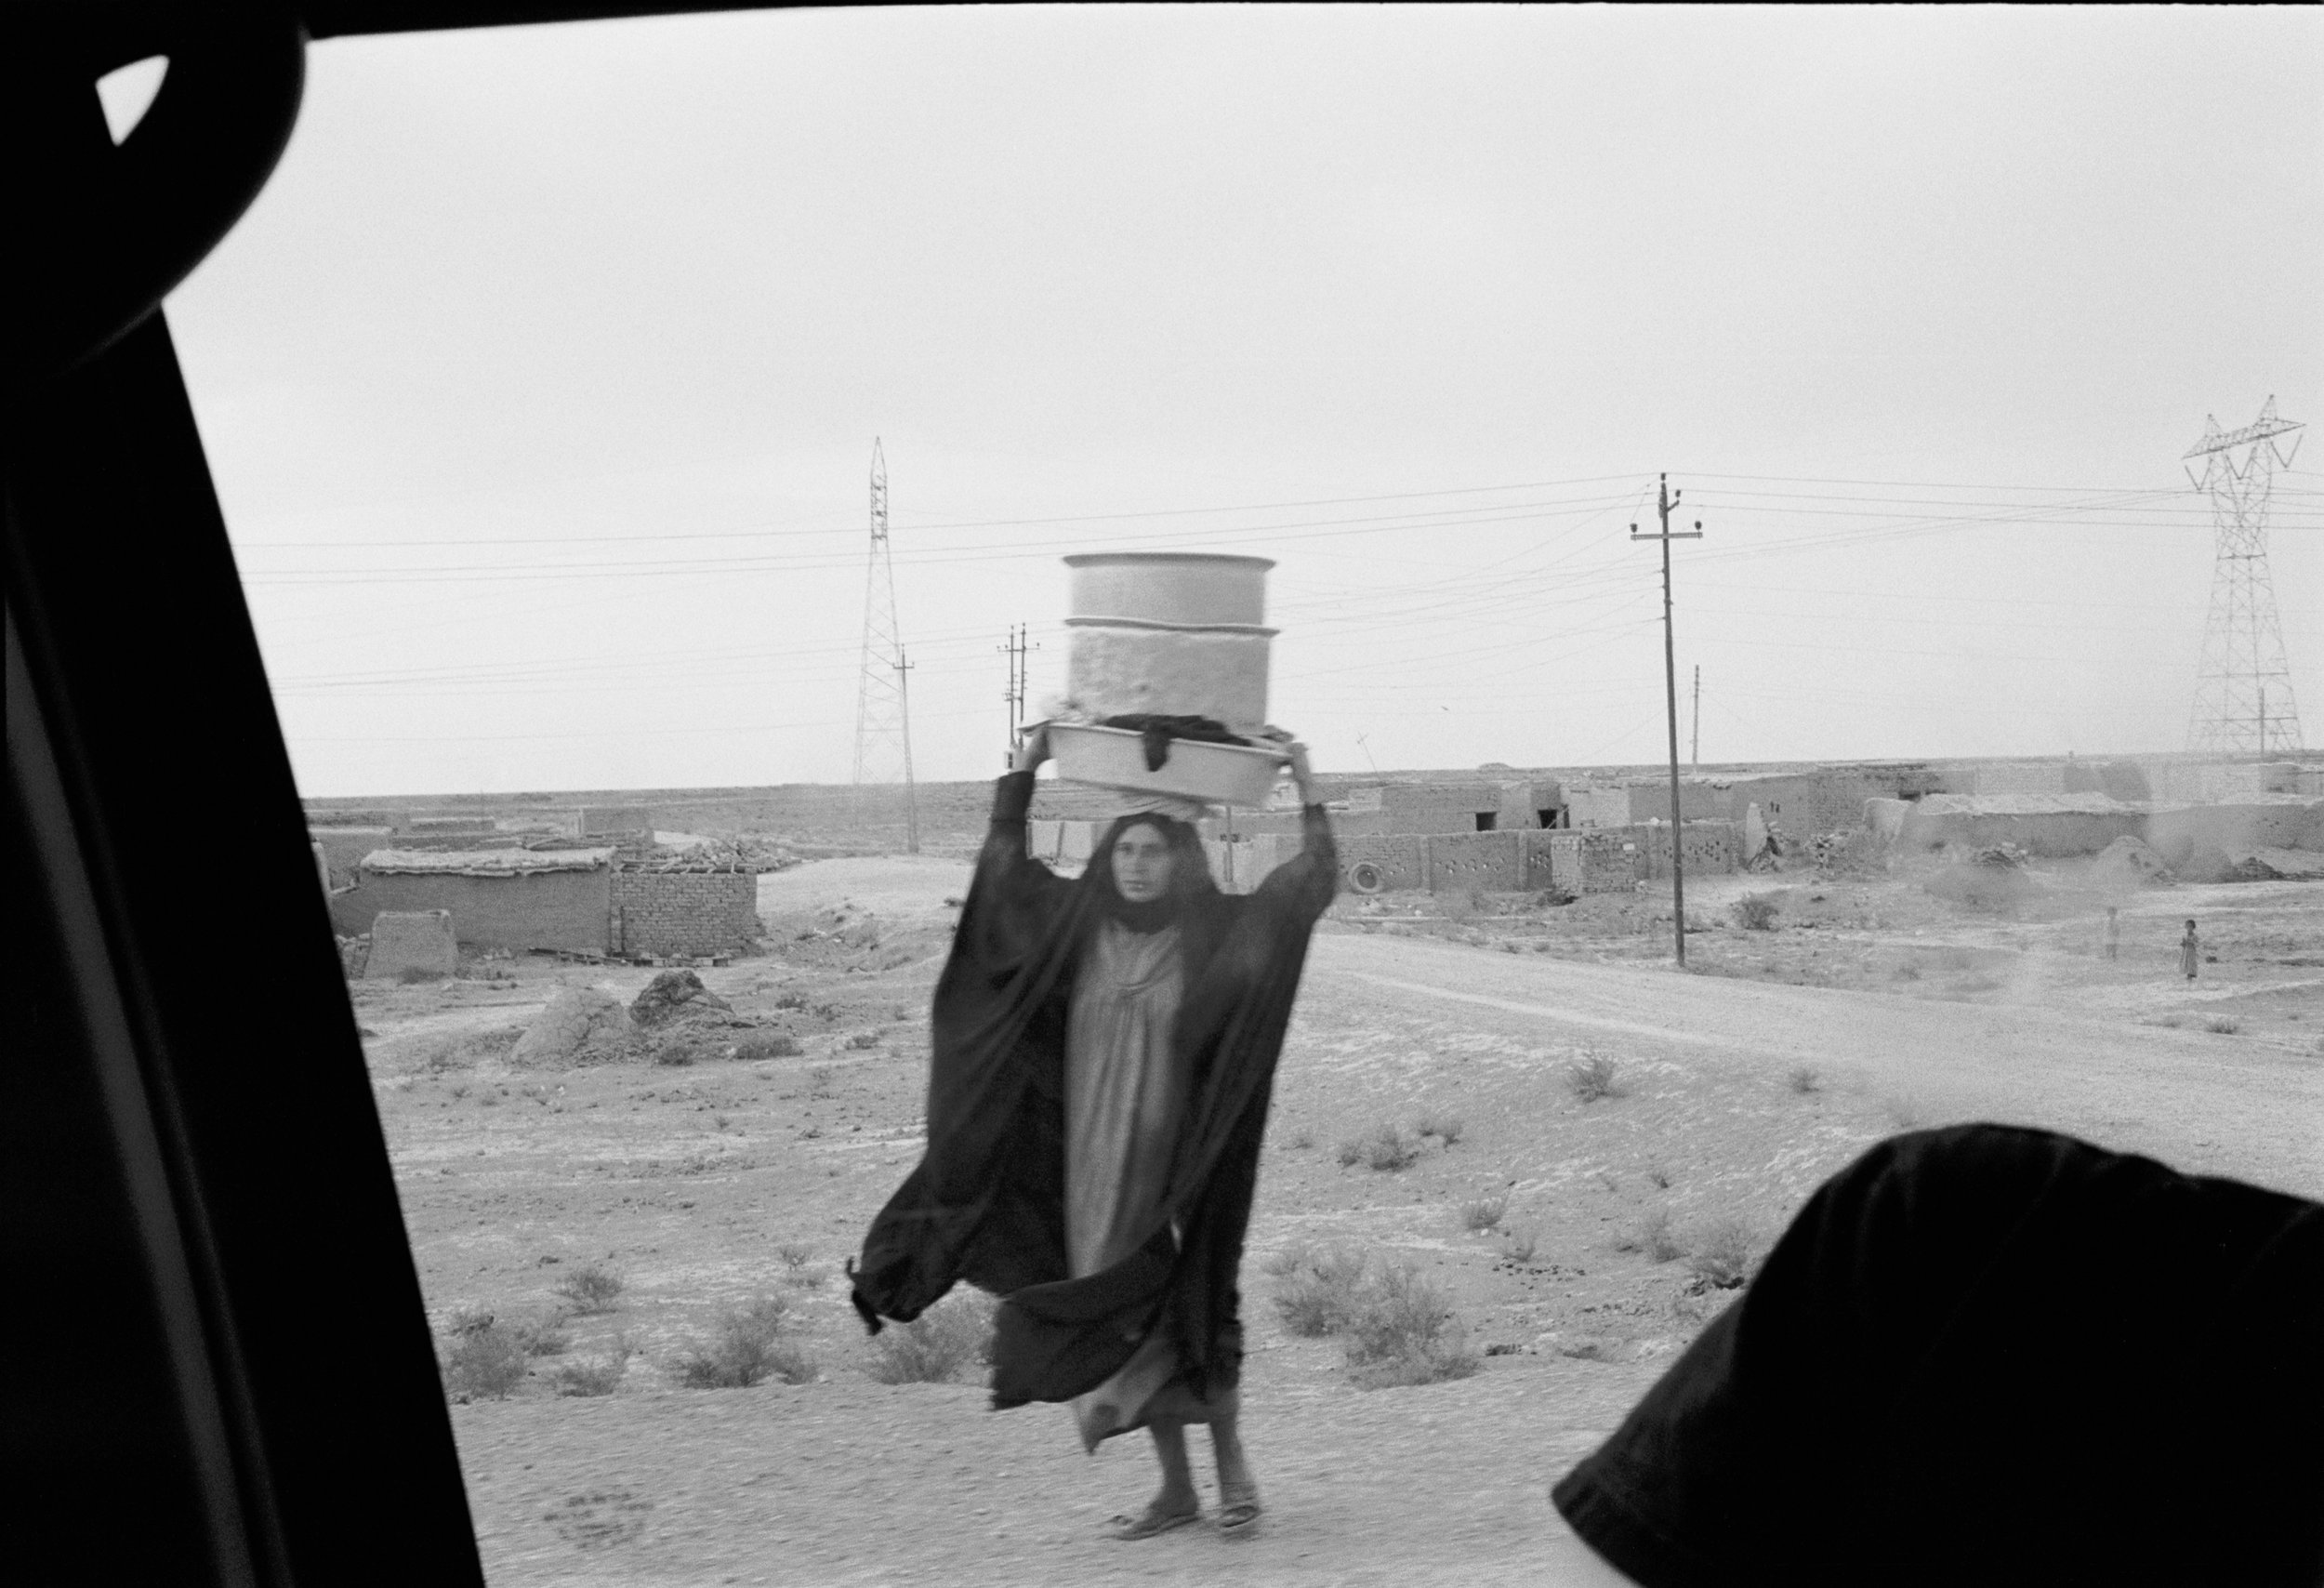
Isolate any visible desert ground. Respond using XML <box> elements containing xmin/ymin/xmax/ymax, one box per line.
<box><xmin>355</xmin><ymin>848</ymin><xmax>2323</xmax><ymax>1587</ymax></box>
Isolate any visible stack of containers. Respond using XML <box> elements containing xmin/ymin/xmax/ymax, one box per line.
<box><xmin>1046</xmin><ymin>552</ymin><xmax>1285</xmax><ymax>806</ymax></box>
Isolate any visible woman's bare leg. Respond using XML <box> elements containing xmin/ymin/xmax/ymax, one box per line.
<box><xmin>1212</xmin><ymin>1402</ymin><xmax>1261</xmax><ymax>1533</ymax></box>
<box><xmin>1107</xmin><ymin>1418</ymin><xmax>1201</xmax><ymax>1539</ymax></box>
<box><xmin>1148</xmin><ymin>1419</ymin><xmax>1200</xmax><ymax>1514</ymax></box>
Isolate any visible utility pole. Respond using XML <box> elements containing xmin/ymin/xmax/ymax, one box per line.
<box><xmin>892</xmin><ymin>649</ymin><xmax>918</xmax><ymax>854</ymax></box>
<box><xmin>1632</xmin><ymin>475</ymin><xmax>1703</xmax><ymax>967</ymax></box>
<box><xmin>998</xmin><ymin>624</ymin><xmax>1037</xmax><ymax>768</ymax></box>
<box><xmin>1691</xmin><ymin>665</ymin><xmax>1701</xmax><ymax>773</ymax></box>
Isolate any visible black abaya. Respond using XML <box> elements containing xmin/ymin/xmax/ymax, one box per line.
<box><xmin>850</xmin><ymin>771</ymin><xmax>1338</xmax><ymax>1411</ymax></box>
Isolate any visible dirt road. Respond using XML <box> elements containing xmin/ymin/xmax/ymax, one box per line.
<box><xmin>1302</xmin><ymin>933</ymin><xmax>2323</xmax><ymax>1198</ymax></box>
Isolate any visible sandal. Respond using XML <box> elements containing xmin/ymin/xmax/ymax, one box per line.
<box><xmin>1106</xmin><ymin>1504</ymin><xmax>1201</xmax><ymax>1542</ymax></box>
<box><xmin>1218</xmin><ymin>1480</ymin><xmax>1262</xmax><ymax>1540</ymax></box>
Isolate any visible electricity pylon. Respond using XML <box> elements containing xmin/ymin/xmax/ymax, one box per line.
<box><xmin>852</xmin><ymin>439</ymin><xmax>918</xmax><ymax>850</ymax></box>
<box><xmin>2185</xmin><ymin>398</ymin><xmax>2304</xmax><ymax>756</ymax></box>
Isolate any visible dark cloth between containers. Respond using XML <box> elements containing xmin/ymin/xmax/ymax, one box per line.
<box><xmin>1550</xmin><ymin>1124</ymin><xmax>2324</xmax><ymax>1588</ymax></box>
<box><xmin>1096</xmin><ymin>713</ymin><xmax>1248</xmax><ymax>772</ymax></box>
<box><xmin>849</xmin><ymin>771</ymin><xmax>1338</xmax><ymax>1415</ymax></box>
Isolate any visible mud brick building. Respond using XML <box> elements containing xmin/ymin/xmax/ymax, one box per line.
<box><xmin>328</xmin><ymin>847</ymin><xmax>615</xmax><ymax>955</ymax></box>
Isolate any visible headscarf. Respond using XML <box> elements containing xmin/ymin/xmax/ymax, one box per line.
<box><xmin>1081</xmin><ymin>812</ymin><xmax>1217</xmax><ymax>936</ymax></box>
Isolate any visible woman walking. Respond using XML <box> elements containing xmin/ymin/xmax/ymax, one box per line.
<box><xmin>2180</xmin><ymin>919</ymin><xmax>2200</xmax><ymax>981</ymax></box>
<box><xmin>852</xmin><ymin>723</ymin><xmax>1337</xmax><ymax>1542</ymax></box>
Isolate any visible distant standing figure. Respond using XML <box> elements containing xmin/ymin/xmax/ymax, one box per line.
<box><xmin>2103</xmin><ymin>906</ymin><xmax>2120</xmax><ymax>962</ymax></box>
<box><xmin>2180</xmin><ymin>920</ymin><xmax>2199</xmax><ymax>981</ymax></box>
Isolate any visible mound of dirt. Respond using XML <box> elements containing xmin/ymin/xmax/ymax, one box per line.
<box><xmin>1925</xmin><ymin>849</ymin><xmax>2040</xmax><ymax>909</ymax></box>
<box><xmin>511</xmin><ymin>986</ymin><xmax>631</xmax><ymax>1065</ymax></box>
<box><xmin>628</xmin><ymin>969</ymin><xmax>733</xmax><ymax>1028</ymax></box>
<box><xmin>2088</xmin><ymin>835</ymin><xmax>2173</xmax><ymax>888</ymax></box>
<box><xmin>2176</xmin><ymin>844</ymin><xmax>2244</xmax><ymax>883</ymax></box>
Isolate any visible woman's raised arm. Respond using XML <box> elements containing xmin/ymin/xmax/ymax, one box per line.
<box><xmin>1251</xmin><ymin>739</ymin><xmax>1339</xmax><ymax>922</ymax></box>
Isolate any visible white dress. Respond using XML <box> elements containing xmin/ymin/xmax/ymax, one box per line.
<box><xmin>1063</xmin><ymin>918</ymin><xmax>1188</xmax><ymax>1450</ymax></box>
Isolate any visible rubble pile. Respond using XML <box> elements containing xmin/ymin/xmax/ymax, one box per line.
<box><xmin>510</xmin><ymin>986</ymin><xmax>631</xmax><ymax>1066</ymax></box>
<box><xmin>627</xmin><ymin>837</ymin><xmax>797</xmax><ymax>873</ymax></box>
<box><xmin>1924</xmin><ymin>843</ymin><xmax>2040</xmax><ymax>909</ymax></box>
<box><xmin>2087</xmin><ymin>835</ymin><xmax>2174</xmax><ymax>889</ymax></box>
<box><xmin>627</xmin><ymin>969</ymin><xmax>733</xmax><ymax>1027</ymax></box>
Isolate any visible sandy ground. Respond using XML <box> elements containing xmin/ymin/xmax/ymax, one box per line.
<box><xmin>355</xmin><ymin>853</ymin><xmax>2323</xmax><ymax>1587</ymax></box>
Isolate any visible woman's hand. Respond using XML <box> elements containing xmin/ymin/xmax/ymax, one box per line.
<box><xmin>1011</xmin><ymin>722</ymin><xmax>1051</xmax><ymax>774</ymax></box>
<box><xmin>1284</xmin><ymin>741</ymin><xmax>1316</xmax><ymax>803</ymax></box>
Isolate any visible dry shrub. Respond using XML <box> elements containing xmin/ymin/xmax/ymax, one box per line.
<box><xmin>1687</xmin><ymin>1217</ymin><xmax>1756</xmax><ymax>1289</ymax></box>
<box><xmin>847</xmin><ymin>1032</ymin><xmax>881</xmax><ymax>1050</ymax></box>
<box><xmin>869</xmin><ymin>1290</ymin><xmax>996</xmax><ymax>1384</ymax></box>
<box><xmin>1643</xmin><ymin>1207</ymin><xmax>1682</xmax><ymax>1263</ymax></box>
<box><xmin>1414</xmin><ymin>1110</ymin><xmax>1465</xmax><ymax>1146</ymax></box>
<box><xmin>1272</xmin><ymin>1247</ymin><xmax>1372</xmax><ymax>1337</ymax></box>
<box><xmin>1787</xmin><ymin>1065</ymin><xmax>1822</xmax><ymax>1094</ymax></box>
<box><xmin>399</xmin><ymin>966</ymin><xmax>448</xmax><ymax>985</ymax></box>
<box><xmin>1335</xmin><ymin>1137</ymin><xmax>1365</xmax><ymax>1167</ymax></box>
<box><xmin>513</xmin><ymin>1312</ymin><xmax>571</xmax><ymax>1356</ymax></box>
<box><xmin>2205</xmin><ymin>1016</ymin><xmax>2240</xmax><ymax>1035</ymax></box>
<box><xmin>1734</xmin><ymin>893</ymin><xmax>1781</xmax><ymax>931</ymax></box>
<box><xmin>548</xmin><ymin>1340</ymin><xmax>633</xmax><ymax>1397</ymax></box>
<box><xmin>1460</xmin><ymin>1192</ymin><xmax>1509</xmax><ymax>1232</ymax></box>
<box><xmin>554</xmin><ymin>1262</ymin><xmax>625</xmax><ymax>1316</ymax></box>
<box><xmin>733</xmin><ymin>1032</ymin><xmax>800</xmax><ymax>1061</ymax></box>
<box><xmin>1567</xmin><ymin>1054</ymin><xmax>1623</xmax><ymax>1104</ymax></box>
<box><xmin>1259</xmin><ymin>1246</ymin><xmax>1307</xmax><ymax>1279</ymax></box>
<box><xmin>442</xmin><ymin>1312</ymin><xmax>528</xmax><ymax>1401</ymax></box>
<box><xmin>1501</xmin><ymin>1226</ymin><xmax>1539</xmax><ymax>1265</ymax></box>
<box><xmin>1363</xmin><ymin>1123</ymin><xmax>1422</xmax><ymax>1171</ymax></box>
<box><xmin>775</xmin><ymin>1243</ymin><xmax>813</xmax><ymax>1268</ymax></box>
<box><xmin>673</xmin><ymin>1296</ymin><xmax>812</xmax><ymax>1388</ymax></box>
<box><xmin>1273</xmin><ymin>1251</ymin><xmax>1480</xmax><ymax>1386</ymax></box>
<box><xmin>414</xmin><ymin>1024</ymin><xmax>526</xmax><ymax>1076</ymax></box>
<box><xmin>1341</xmin><ymin>1266</ymin><xmax>1482</xmax><ymax>1390</ymax></box>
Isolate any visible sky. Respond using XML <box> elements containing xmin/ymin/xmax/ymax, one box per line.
<box><xmin>153</xmin><ymin>5</ymin><xmax>2323</xmax><ymax>797</ymax></box>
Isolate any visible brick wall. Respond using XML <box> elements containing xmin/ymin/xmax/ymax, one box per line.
<box><xmin>612</xmin><ymin>869</ymin><xmax>760</xmax><ymax>957</ymax></box>
<box><xmin>1537</xmin><ymin>833</ymin><xmax>1638</xmax><ymax>893</ymax></box>
<box><xmin>328</xmin><ymin>867</ymin><xmax>611</xmax><ymax>954</ymax></box>
<box><xmin>1624</xmin><ymin>821</ymin><xmax>1741</xmax><ymax>879</ymax></box>
<box><xmin>1425</xmin><ymin>831</ymin><xmax>1527</xmax><ymax>890</ymax></box>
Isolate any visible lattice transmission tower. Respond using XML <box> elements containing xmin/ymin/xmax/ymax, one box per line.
<box><xmin>2185</xmin><ymin>397</ymin><xmax>2305</xmax><ymax>756</ymax></box>
<box><xmin>852</xmin><ymin>439</ymin><xmax>918</xmax><ymax>850</ymax></box>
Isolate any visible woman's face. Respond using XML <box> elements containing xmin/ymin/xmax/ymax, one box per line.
<box><xmin>1110</xmin><ymin>822</ymin><xmax>1176</xmax><ymax>903</ymax></box>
